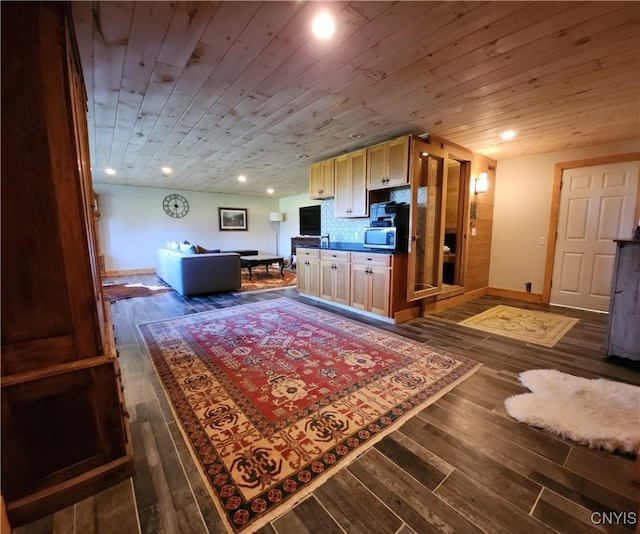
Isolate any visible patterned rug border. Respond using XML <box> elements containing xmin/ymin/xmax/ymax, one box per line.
<box><xmin>138</xmin><ymin>298</ymin><xmax>481</xmax><ymax>533</ymax></box>
<box><xmin>236</xmin><ymin>269</ymin><xmax>297</xmax><ymax>293</ymax></box>
<box><xmin>458</xmin><ymin>305</ymin><xmax>579</xmax><ymax>348</ymax></box>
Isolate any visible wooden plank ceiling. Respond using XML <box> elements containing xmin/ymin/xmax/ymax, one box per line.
<box><xmin>71</xmin><ymin>1</ymin><xmax>640</xmax><ymax>198</ymax></box>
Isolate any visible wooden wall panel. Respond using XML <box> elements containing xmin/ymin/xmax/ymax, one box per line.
<box><xmin>465</xmin><ymin>155</ymin><xmax>496</xmax><ymax>291</ymax></box>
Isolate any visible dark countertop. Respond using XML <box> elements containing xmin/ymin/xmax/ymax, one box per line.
<box><xmin>298</xmin><ymin>242</ymin><xmax>402</xmax><ymax>254</ymax></box>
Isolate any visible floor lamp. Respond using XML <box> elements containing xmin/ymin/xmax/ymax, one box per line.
<box><xmin>269</xmin><ymin>212</ymin><xmax>284</xmax><ymax>255</ymax></box>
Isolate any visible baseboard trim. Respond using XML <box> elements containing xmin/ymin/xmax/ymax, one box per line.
<box><xmin>105</xmin><ymin>268</ymin><xmax>155</xmax><ymax>277</ymax></box>
<box><xmin>487</xmin><ymin>287</ymin><xmax>545</xmax><ymax>303</ymax></box>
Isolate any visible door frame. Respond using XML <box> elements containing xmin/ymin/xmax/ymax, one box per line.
<box><xmin>542</xmin><ymin>152</ymin><xmax>640</xmax><ymax>304</ymax></box>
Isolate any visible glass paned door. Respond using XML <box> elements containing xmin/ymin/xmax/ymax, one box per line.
<box><xmin>407</xmin><ymin>139</ymin><xmax>446</xmax><ymax>300</ymax></box>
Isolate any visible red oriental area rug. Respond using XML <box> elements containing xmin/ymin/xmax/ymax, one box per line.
<box><xmin>139</xmin><ymin>298</ymin><xmax>480</xmax><ymax>533</ymax></box>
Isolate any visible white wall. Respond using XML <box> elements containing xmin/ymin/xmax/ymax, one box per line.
<box><xmin>489</xmin><ymin>139</ymin><xmax>640</xmax><ymax>293</ymax></box>
<box><xmin>94</xmin><ymin>184</ymin><xmax>281</xmax><ymax>272</ymax></box>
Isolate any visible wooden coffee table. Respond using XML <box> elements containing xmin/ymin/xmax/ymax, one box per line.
<box><xmin>240</xmin><ymin>255</ymin><xmax>284</xmax><ymax>280</ymax></box>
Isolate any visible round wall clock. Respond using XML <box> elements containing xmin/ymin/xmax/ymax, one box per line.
<box><xmin>163</xmin><ymin>193</ymin><xmax>189</xmax><ymax>218</ymax></box>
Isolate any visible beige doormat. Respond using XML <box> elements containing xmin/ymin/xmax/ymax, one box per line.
<box><xmin>458</xmin><ymin>305</ymin><xmax>578</xmax><ymax>347</ymax></box>
<box><xmin>505</xmin><ymin>369</ymin><xmax>640</xmax><ymax>454</ymax></box>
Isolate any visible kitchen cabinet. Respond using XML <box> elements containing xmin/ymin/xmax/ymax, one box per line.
<box><xmin>350</xmin><ymin>252</ymin><xmax>392</xmax><ymax>316</ymax></box>
<box><xmin>335</xmin><ymin>149</ymin><xmax>368</xmax><ymax>218</ymax></box>
<box><xmin>309</xmin><ymin>158</ymin><xmax>335</xmax><ymax>199</ymax></box>
<box><xmin>297</xmin><ymin>248</ymin><xmax>320</xmax><ymax>296</ymax></box>
<box><xmin>367</xmin><ymin>135</ymin><xmax>411</xmax><ymax>190</ymax></box>
<box><xmin>320</xmin><ymin>250</ymin><xmax>351</xmax><ymax>304</ymax></box>
<box><xmin>297</xmin><ymin>248</ymin><xmax>418</xmax><ymax>322</ymax></box>
<box><xmin>1</xmin><ymin>3</ymin><xmax>133</xmax><ymax>525</ymax></box>
<box><xmin>605</xmin><ymin>240</ymin><xmax>640</xmax><ymax>361</ymax></box>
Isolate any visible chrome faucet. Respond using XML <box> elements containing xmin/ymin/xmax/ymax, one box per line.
<box><xmin>320</xmin><ymin>233</ymin><xmax>330</xmax><ymax>249</ymax></box>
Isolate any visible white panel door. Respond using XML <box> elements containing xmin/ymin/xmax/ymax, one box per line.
<box><xmin>551</xmin><ymin>161</ymin><xmax>639</xmax><ymax>311</ymax></box>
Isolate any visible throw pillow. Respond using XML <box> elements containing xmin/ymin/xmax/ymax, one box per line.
<box><xmin>179</xmin><ymin>242</ymin><xmax>197</xmax><ymax>254</ymax></box>
<box><xmin>166</xmin><ymin>240</ymin><xmax>180</xmax><ymax>251</ymax></box>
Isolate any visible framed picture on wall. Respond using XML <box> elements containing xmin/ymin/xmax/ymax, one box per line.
<box><xmin>218</xmin><ymin>207</ymin><xmax>248</xmax><ymax>231</ymax></box>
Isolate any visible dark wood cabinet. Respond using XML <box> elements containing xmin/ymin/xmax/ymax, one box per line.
<box><xmin>291</xmin><ymin>236</ymin><xmax>321</xmax><ymax>257</ymax></box>
<box><xmin>1</xmin><ymin>2</ymin><xmax>133</xmax><ymax>526</ymax></box>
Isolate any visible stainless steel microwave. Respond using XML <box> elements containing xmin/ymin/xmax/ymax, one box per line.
<box><xmin>363</xmin><ymin>226</ymin><xmax>397</xmax><ymax>249</ymax></box>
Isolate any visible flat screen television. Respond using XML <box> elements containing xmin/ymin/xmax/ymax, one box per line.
<box><xmin>299</xmin><ymin>205</ymin><xmax>321</xmax><ymax>236</ymax></box>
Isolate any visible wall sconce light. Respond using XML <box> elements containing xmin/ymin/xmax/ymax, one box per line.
<box><xmin>474</xmin><ymin>172</ymin><xmax>488</xmax><ymax>194</ymax></box>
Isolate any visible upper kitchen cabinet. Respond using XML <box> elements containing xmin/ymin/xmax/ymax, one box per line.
<box><xmin>309</xmin><ymin>158</ymin><xmax>335</xmax><ymax>199</ymax></box>
<box><xmin>367</xmin><ymin>135</ymin><xmax>411</xmax><ymax>190</ymax></box>
<box><xmin>335</xmin><ymin>149</ymin><xmax>368</xmax><ymax>218</ymax></box>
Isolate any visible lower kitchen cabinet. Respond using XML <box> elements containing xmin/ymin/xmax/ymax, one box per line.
<box><xmin>297</xmin><ymin>248</ymin><xmax>419</xmax><ymax>322</ymax></box>
<box><xmin>320</xmin><ymin>250</ymin><xmax>351</xmax><ymax>304</ymax></box>
<box><xmin>350</xmin><ymin>252</ymin><xmax>391</xmax><ymax>316</ymax></box>
<box><xmin>297</xmin><ymin>248</ymin><xmax>320</xmax><ymax>297</ymax></box>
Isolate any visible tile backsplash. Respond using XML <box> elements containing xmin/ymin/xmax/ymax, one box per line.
<box><xmin>320</xmin><ymin>187</ymin><xmax>410</xmax><ymax>243</ymax></box>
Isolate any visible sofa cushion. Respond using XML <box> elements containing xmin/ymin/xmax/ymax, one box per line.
<box><xmin>179</xmin><ymin>242</ymin><xmax>197</xmax><ymax>254</ymax></box>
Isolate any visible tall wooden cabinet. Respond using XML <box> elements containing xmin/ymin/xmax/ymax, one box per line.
<box><xmin>1</xmin><ymin>2</ymin><xmax>133</xmax><ymax>526</ymax></box>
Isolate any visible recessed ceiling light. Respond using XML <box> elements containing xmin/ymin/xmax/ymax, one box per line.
<box><xmin>267</xmin><ymin>188</ymin><xmax>274</xmax><ymax>195</ymax></box>
<box><xmin>161</xmin><ymin>166</ymin><xmax>173</xmax><ymax>175</ymax></box>
<box><xmin>105</xmin><ymin>168</ymin><xmax>116</xmax><ymax>176</ymax></box>
<box><xmin>500</xmin><ymin>130</ymin><xmax>517</xmax><ymax>140</ymax></box>
<box><xmin>296</xmin><ymin>153</ymin><xmax>309</xmax><ymax>159</ymax></box>
<box><xmin>312</xmin><ymin>12</ymin><xmax>335</xmax><ymax>39</ymax></box>
<box><xmin>348</xmin><ymin>133</ymin><xmax>363</xmax><ymax>139</ymax></box>
<box><xmin>238</xmin><ymin>175</ymin><xmax>247</xmax><ymax>182</ymax></box>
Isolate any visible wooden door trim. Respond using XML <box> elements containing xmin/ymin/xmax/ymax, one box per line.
<box><xmin>542</xmin><ymin>152</ymin><xmax>640</xmax><ymax>303</ymax></box>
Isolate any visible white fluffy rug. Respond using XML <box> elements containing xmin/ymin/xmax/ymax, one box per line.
<box><xmin>505</xmin><ymin>369</ymin><xmax>640</xmax><ymax>454</ymax></box>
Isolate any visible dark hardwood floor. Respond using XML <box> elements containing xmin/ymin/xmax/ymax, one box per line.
<box><xmin>15</xmin><ymin>274</ymin><xmax>640</xmax><ymax>534</ymax></box>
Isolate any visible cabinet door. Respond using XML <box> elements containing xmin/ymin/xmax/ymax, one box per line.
<box><xmin>298</xmin><ymin>259</ymin><xmax>319</xmax><ymax>296</ymax></box>
<box><xmin>350</xmin><ymin>263</ymin><xmax>370</xmax><ymax>311</ymax></box>
<box><xmin>320</xmin><ymin>251</ymin><xmax>350</xmax><ymax>304</ymax></box>
<box><xmin>320</xmin><ymin>159</ymin><xmax>335</xmax><ymax>197</ymax></box>
<box><xmin>335</xmin><ymin>150</ymin><xmax>367</xmax><ymax>218</ymax></box>
<box><xmin>351</xmin><ymin>253</ymin><xmax>392</xmax><ymax>316</ymax></box>
<box><xmin>367</xmin><ymin>136</ymin><xmax>410</xmax><ymax>190</ymax></box>
<box><xmin>334</xmin><ymin>154</ymin><xmax>351</xmax><ymax>217</ymax></box>
<box><xmin>349</xmin><ymin>149</ymin><xmax>367</xmax><ymax>217</ymax></box>
<box><xmin>387</xmin><ymin>136</ymin><xmax>410</xmax><ymax>187</ymax></box>
<box><xmin>368</xmin><ymin>265</ymin><xmax>391</xmax><ymax>316</ymax></box>
<box><xmin>297</xmin><ymin>250</ymin><xmax>320</xmax><ymax>297</ymax></box>
<box><xmin>367</xmin><ymin>142</ymin><xmax>388</xmax><ymax>189</ymax></box>
<box><xmin>334</xmin><ymin>262</ymin><xmax>351</xmax><ymax>305</ymax></box>
<box><xmin>309</xmin><ymin>159</ymin><xmax>335</xmax><ymax>199</ymax></box>
<box><xmin>319</xmin><ymin>260</ymin><xmax>335</xmax><ymax>301</ymax></box>
<box><xmin>309</xmin><ymin>162</ymin><xmax>323</xmax><ymax>199</ymax></box>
